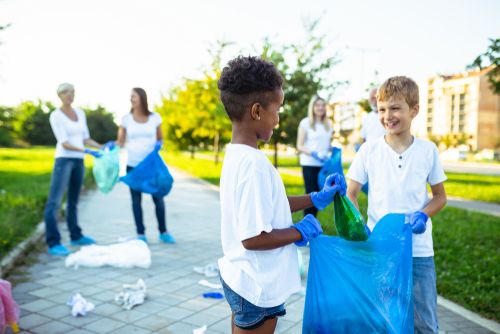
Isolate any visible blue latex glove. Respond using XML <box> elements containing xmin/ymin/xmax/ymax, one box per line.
<box><xmin>311</xmin><ymin>151</ymin><xmax>327</xmax><ymax>163</ymax></box>
<box><xmin>154</xmin><ymin>140</ymin><xmax>163</xmax><ymax>150</ymax></box>
<box><xmin>84</xmin><ymin>148</ymin><xmax>102</xmax><ymax>158</ymax></box>
<box><xmin>103</xmin><ymin>141</ymin><xmax>116</xmax><ymax>150</ymax></box>
<box><xmin>310</xmin><ymin>173</ymin><xmax>347</xmax><ymax>210</ymax></box>
<box><xmin>407</xmin><ymin>211</ymin><xmax>428</xmax><ymax>234</ymax></box>
<box><xmin>292</xmin><ymin>214</ymin><xmax>323</xmax><ymax>247</ymax></box>
<box><xmin>364</xmin><ymin>225</ymin><xmax>371</xmax><ymax>238</ymax></box>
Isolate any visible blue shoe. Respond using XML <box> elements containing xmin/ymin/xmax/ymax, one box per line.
<box><xmin>159</xmin><ymin>233</ymin><xmax>176</xmax><ymax>244</ymax></box>
<box><xmin>137</xmin><ymin>234</ymin><xmax>148</xmax><ymax>244</ymax></box>
<box><xmin>71</xmin><ymin>235</ymin><xmax>96</xmax><ymax>246</ymax></box>
<box><xmin>48</xmin><ymin>244</ymin><xmax>70</xmax><ymax>256</ymax></box>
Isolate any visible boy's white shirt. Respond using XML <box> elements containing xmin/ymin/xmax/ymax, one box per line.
<box><xmin>218</xmin><ymin>144</ymin><xmax>301</xmax><ymax>307</ymax></box>
<box><xmin>347</xmin><ymin>137</ymin><xmax>447</xmax><ymax>257</ymax></box>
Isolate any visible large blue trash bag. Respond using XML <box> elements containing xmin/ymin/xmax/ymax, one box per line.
<box><xmin>92</xmin><ymin>147</ymin><xmax>120</xmax><ymax>194</ymax></box>
<box><xmin>303</xmin><ymin>213</ymin><xmax>414</xmax><ymax>334</ymax></box>
<box><xmin>120</xmin><ymin>147</ymin><xmax>174</xmax><ymax>197</ymax></box>
<box><xmin>318</xmin><ymin>147</ymin><xmax>344</xmax><ymax>189</ymax></box>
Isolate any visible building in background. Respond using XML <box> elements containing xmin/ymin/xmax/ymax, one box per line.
<box><xmin>330</xmin><ymin>101</ymin><xmax>365</xmax><ymax>147</ymax></box>
<box><xmin>417</xmin><ymin>66</ymin><xmax>500</xmax><ymax>151</ymax></box>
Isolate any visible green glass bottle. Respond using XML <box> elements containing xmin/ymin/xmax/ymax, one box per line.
<box><xmin>333</xmin><ymin>193</ymin><xmax>369</xmax><ymax>241</ymax></box>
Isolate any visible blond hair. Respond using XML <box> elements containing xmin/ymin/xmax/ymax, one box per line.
<box><xmin>57</xmin><ymin>83</ymin><xmax>74</xmax><ymax>95</ymax></box>
<box><xmin>307</xmin><ymin>96</ymin><xmax>329</xmax><ymax>131</ymax></box>
<box><xmin>377</xmin><ymin>76</ymin><xmax>419</xmax><ymax>108</ymax></box>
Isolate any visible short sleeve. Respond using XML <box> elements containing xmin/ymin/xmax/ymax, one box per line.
<box><xmin>299</xmin><ymin>118</ymin><xmax>309</xmax><ymax>131</ymax></box>
<box><xmin>427</xmin><ymin>144</ymin><xmax>447</xmax><ymax>185</ymax></box>
<box><xmin>346</xmin><ymin>143</ymin><xmax>368</xmax><ymax>185</ymax></box>
<box><xmin>120</xmin><ymin>114</ymin><xmax>129</xmax><ymax>128</ymax></box>
<box><xmin>153</xmin><ymin>113</ymin><xmax>162</xmax><ymax>127</ymax></box>
<box><xmin>79</xmin><ymin>110</ymin><xmax>90</xmax><ymax>140</ymax></box>
<box><xmin>49</xmin><ymin>112</ymin><xmax>69</xmax><ymax>143</ymax></box>
<box><xmin>235</xmin><ymin>168</ymin><xmax>274</xmax><ymax>241</ymax></box>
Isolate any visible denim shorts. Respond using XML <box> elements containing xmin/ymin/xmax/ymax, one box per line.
<box><xmin>220</xmin><ymin>277</ymin><xmax>286</xmax><ymax>330</ymax></box>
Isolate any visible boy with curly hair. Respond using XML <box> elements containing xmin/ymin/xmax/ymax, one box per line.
<box><xmin>217</xmin><ymin>56</ymin><xmax>346</xmax><ymax>333</ymax></box>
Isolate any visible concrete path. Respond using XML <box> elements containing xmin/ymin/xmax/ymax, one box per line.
<box><xmin>6</xmin><ymin>168</ymin><xmax>499</xmax><ymax>333</ymax></box>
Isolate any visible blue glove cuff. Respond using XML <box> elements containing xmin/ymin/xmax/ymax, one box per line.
<box><xmin>292</xmin><ymin>225</ymin><xmax>308</xmax><ymax>247</ymax></box>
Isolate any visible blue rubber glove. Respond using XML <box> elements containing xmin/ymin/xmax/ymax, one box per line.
<box><xmin>364</xmin><ymin>225</ymin><xmax>371</xmax><ymax>238</ymax></box>
<box><xmin>84</xmin><ymin>148</ymin><xmax>102</xmax><ymax>158</ymax></box>
<box><xmin>310</xmin><ymin>173</ymin><xmax>347</xmax><ymax>210</ymax></box>
<box><xmin>154</xmin><ymin>140</ymin><xmax>163</xmax><ymax>150</ymax></box>
<box><xmin>292</xmin><ymin>214</ymin><xmax>323</xmax><ymax>247</ymax></box>
<box><xmin>103</xmin><ymin>141</ymin><xmax>116</xmax><ymax>150</ymax></box>
<box><xmin>407</xmin><ymin>211</ymin><xmax>428</xmax><ymax>234</ymax></box>
<box><xmin>311</xmin><ymin>151</ymin><xmax>326</xmax><ymax>163</ymax></box>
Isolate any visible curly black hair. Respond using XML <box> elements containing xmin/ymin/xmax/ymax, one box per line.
<box><xmin>218</xmin><ymin>56</ymin><xmax>283</xmax><ymax>121</ymax></box>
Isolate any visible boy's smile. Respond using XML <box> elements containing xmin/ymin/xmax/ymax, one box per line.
<box><xmin>377</xmin><ymin>97</ymin><xmax>418</xmax><ymax>136</ymax></box>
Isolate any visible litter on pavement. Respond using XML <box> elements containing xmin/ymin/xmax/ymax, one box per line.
<box><xmin>67</xmin><ymin>293</ymin><xmax>95</xmax><ymax>317</ymax></box>
<box><xmin>114</xmin><ymin>279</ymin><xmax>147</xmax><ymax>310</ymax></box>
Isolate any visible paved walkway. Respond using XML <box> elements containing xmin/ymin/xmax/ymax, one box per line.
<box><xmin>6</xmin><ymin>169</ymin><xmax>499</xmax><ymax>333</ymax></box>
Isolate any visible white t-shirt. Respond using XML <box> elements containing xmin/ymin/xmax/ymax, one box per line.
<box><xmin>298</xmin><ymin>117</ymin><xmax>333</xmax><ymax>166</ymax></box>
<box><xmin>218</xmin><ymin>144</ymin><xmax>301</xmax><ymax>307</ymax></box>
<box><xmin>346</xmin><ymin>137</ymin><xmax>447</xmax><ymax>257</ymax></box>
<box><xmin>49</xmin><ymin>108</ymin><xmax>90</xmax><ymax>159</ymax></box>
<box><xmin>360</xmin><ymin>110</ymin><xmax>386</xmax><ymax>142</ymax></box>
<box><xmin>121</xmin><ymin>112</ymin><xmax>162</xmax><ymax>167</ymax></box>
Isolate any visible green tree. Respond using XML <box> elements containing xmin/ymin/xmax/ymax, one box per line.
<box><xmin>468</xmin><ymin>38</ymin><xmax>499</xmax><ymax>95</ymax></box>
<box><xmin>83</xmin><ymin>105</ymin><xmax>118</xmax><ymax>143</ymax></box>
<box><xmin>14</xmin><ymin>101</ymin><xmax>55</xmax><ymax>145</ymax></box>
<box><xmin>260</xmin><ymin>18</ymin><xmax>344</xmax><ymax>166</ymax></box>
<box><xmin>0</xmin><ymin>105</ymin><xmax>16</xmax><ymax>146</ymax></box>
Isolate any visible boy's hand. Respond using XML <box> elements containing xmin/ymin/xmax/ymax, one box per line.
<box><xmin>407</xmin><ymin>211</ymin><xmax>428</xmax><ymax>234</ymax></box>
<box><xmin>84</xmin><ymin>148</ymin><xmax>102</xmax><ymax>158</ymax></box>
<box><xmin>311</xmin><ymin>173</ymin><xmax>346</xmax><ymax>210</ymax></box>
<box><xmin>292</xmin><ymin>214</ymin><xmax>323</xmax><ymax>246</ymax></box>
<box><xmin>311</xmin><ymin>151</ymin><xmax>327</xmax><ymax>163</ymax></box>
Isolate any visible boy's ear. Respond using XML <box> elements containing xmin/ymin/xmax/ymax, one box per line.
<box><xmin>410</xmin><ymin>104</ymin><xmax>419</xmax><ymax>118</ymax></box>
<box><xmin>250</xmin><ymin>102</ymin><xmax>261</xmax><ymax>120</ymax></box>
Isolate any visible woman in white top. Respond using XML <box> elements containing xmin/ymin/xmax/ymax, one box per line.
<box><xmin>296</xmin><ymin>95</ymin><xmax>333</xmax><ymax>217</ymax></box>
<box><xmin>44</xmin><ymin>83</ymin><xmax>104</xmax><ymax>256</ymax></box>
<box><xmin>117</xmin><ymin>88</ymin><xmax>175</xmax><ymax>244</ymax></box>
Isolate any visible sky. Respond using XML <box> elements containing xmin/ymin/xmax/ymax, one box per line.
<box><xmin>1</xmin><ymin>0</ymin><xmax>499</xmax><ymax>120</ymax></box>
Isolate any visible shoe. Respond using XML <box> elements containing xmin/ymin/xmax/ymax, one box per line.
<box><xmin>137</xmin><ymin>234</ymin><xmax>148</xmax><ymax>244</ymax></box>
<box><xmin>71</xmin><ymin>235</ymin><xmax>96</xmax><ymax>246</ymax></box>
<box><xmin>48</xmin><ymin>244</ymin><xmax>70</xmax><ymax>256</ymax></box>
<box><xmin>159</xmin><ymin>233</ymin><xmax>176</xmax><ymax>244</ymax></box>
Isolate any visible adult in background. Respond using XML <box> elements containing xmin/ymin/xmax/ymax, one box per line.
<box><xmin>45</xmin><ymin>83</ymin><xmax>103</xmax><ymax>256</ymax></box>
<box><xmin>360</xmin><ymin>87</ymin><xmax>385</xmax><ymax>143</ymax></box>
<box><xmin>117</xmin><ymin>87</ymin><xmax>175</xmax><ymax>244</ymax></box>
<box><xmin>296</xmin><ymin>95</ymin><xmax>333</xmax><ymax>217</ymax></box>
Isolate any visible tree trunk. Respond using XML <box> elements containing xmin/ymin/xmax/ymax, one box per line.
<box><xmin>190</xmin><ymin>146</ymin><xmax>195</xmax><ymax>159</ymax></box>
<box><xmin>214</xmin><ymin>130</ymin><xmax>220</xmax><ymax>165</ymax></box>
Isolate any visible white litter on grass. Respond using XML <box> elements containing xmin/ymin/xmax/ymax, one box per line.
<box><xmin>65</xmin><ymin>239</ymin><xmax>151</xmax><ymax>269</ymax></box>
<box><xmin>198</xmin><ymin>279</ymin><xmax>222</xmax><ymax>290</ymax></box>
<box><xmin>115</xmin><ymin>279</ymin><xmax>147</xmax><ymax>310</ymax></box>
<box><xmin>193</xmin><ymin>263</ymin><xmax>219</xmax><ymax>278</ymax></box>
<box><xmin>67</xmin><ymin>293</ymin><xmax>95</xmax><ymax>317</ymax></box>
<box><xmin>193</xmin><ymin>325</ymin><xmax>207</xmax><ymax>334</ymax></box>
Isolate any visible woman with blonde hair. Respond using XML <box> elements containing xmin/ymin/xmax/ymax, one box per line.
<box><xmin>296</xmin><ymin>95</ymin><xmax>333</xmax><ymax>217</ymax></box>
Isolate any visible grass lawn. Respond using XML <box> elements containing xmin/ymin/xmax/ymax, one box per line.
<box><xmin>0</xmin><ymin>147</ymin><xmax>94</xmax><ymax>259</ymax></box>
<box><xmin>163</xmin><ymin>151</ymin><xmax>500</xmax><ymax>321</ymax></box>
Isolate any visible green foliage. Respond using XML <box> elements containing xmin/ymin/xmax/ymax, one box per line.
<box><xmin>469</xmin><ymin>38</ymin><xmax>499</xmax><ymax>95</ymax></box>
<box><xmin>357</xmin><ymin>99</ymin><xmax>372</xmax><ymax>112</ymax></box>
<box><xmin>0</xmin><ymin>105</ymin><xmax>16</xmax><ymax>146</ymax></box>
<box><xmin>14</xmin><ymin>101</ymin><xmax>56</xmax><ymax>146</ymax></box>
<box><xmin>83</xmin><ymin>105</ymin><xmax>118</xmax><ymax>143</ymax></box>
<box><xmin>261</xmin><ymin>18</ymin><xmax>343</xmax><ymax>149</ymax></box>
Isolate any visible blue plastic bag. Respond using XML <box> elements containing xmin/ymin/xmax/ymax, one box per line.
<box><xmin>303</xmin><ymin>214</ymin><xmax>414</xmax><ymax>334</ymax></box>
<box><xmin>120</xmin><ymin>148</ymin><xmax>174</xmax><ymax>197</ymax></box>
<box><xmin>92</xmin><ymin>147</ymin><xmax>120</xmax><ymax>194</ymax></box>
<box><xmin>318</xmin><ymin>147</ymin><xmax>344</xmax><ymax>189</ymax></box>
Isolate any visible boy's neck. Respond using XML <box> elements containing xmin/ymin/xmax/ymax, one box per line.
<box><xmin>384</xmin><ymin>131</ymin><xmax>414</xmax><ymax>154</ymax></box>
<box><xmin>231</xmin><ymin>123</ymin><xmax>258</xmax><ymax>148</ymax></box>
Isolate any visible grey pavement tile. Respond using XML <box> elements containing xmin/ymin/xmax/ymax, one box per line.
<box><xmin>283</xmin><ymin>322</ymin><xmax>303</xmax><ymax>334</ymax></box>
<box><xmin>182</xmin><ymin>310</ymin><xmax>226</xmax><ymax>327</ymax></box>
<box><xmin>97</xmin><ymin>270</ymin><xmax>124</xmax><ymax>279</ymax></box>
<box><xmin>132</xmin><ymin>300</ymin><xmax>170</xmax><ymax>315</ymax></box>
<box><xmin>134</xmin><ymin>314</ymin><xmax>177</xmax><ymax>331</ymax></box>
<box><xmin>109</xmin><ymin>325</ymin><xmax>153</xmax><ymax>334</ymax></box>
<box><xmin>20</xmin><ymin>299</ymin><xmax>56</xmax><ymax>312</ymax></box>
<box><xmin>36</xmin><ymin>276</ymin><xmax>67</xmax><ymax>286</ymax></box>
<box><xmin>18</xmin><ymin>313</ymin><xmax>51</xmax><ymax>329</ymax></box>
<box><xmin>90</xmin><ymin>290</ymin><xmax>117</xmax><ymax>303</ymax></box>
<box><xmin>156</xmin><ymin>306</ymin><xmax>195</xmax><ymax>321</ymax></box>
<box><xmin>32</xmin><ymin>320</ymin><xmax>76</xmax><ymax>334</ymax></box>
<box><xmin>12</xmin><ymin>282</ymin><xmax>44</xmax><ymax>294</ymax></box>
<box><xmin>38</xmin><ymin>304</ymin><xmax>72</xmax><ymax>319</ymax></box>
<box><xmin>78</xmin><ymin>274</ymin><xmax>105</xmax><ymax>285</ymax></box>
<box><xmin>111</xmin><ymin>309</ymin><xmax>150</xmax><ymax>323</ymax></box>
<box><xmin>157</xmin><ymin>321</ymin><xmax>200</xmax><ymax>334</ymax></box>
<box><xmin>84</xmin><ymin>318</ymin><xmax>126</xmax><ymax>333</ymax></box>
<box><xmin>95</xmin><ymin>279</ymin><xmax>124</xmax><ymax>290</ymax></box>
<box><xmin>28</xmin><ymin>286</ymin><xmax>65</xmax><ymax>298</ymax></box>
<box><xmin>92</xmin><ymin>302</ymin><xmax>123</xmax><ymax>316</ymax></box>
<box><xmin>276</xmin><ymin>318</ymin><xmax>296</xmax><ymax>333</ymax></box>
<box><xmin>209</xmin><ymin>316</ymin><xmax>232</xmax><ymax>333</ymax></box>
<box><xmin>175</xmin><ymin>297</ymin><xmax>217</xmax><ymax>312</ymax></box>
<box><xmin>62</xmin><ymin>330</ymin><xmax>97</xmax><ymax>334</ymax></box>
<box><xmin>11</xmin><ymin>292</ymin><xmax>38</xmax><ymax>305</ymax></box>
<box><xmin>57</xmin><ymin>280</ymin><xmax>85</xmax><ymax>292</ymax></box>
<box><xmin>60</xmin><ymin>313</ymin><xmax>104</xmax><ymax>327</ymax></box>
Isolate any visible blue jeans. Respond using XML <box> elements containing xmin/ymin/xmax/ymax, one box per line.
<box><xmin>413</xmin><ymin>256</ymin><xmax>439</xmax><ymax>334</ymax></box>
<box><xmin>44</xmin><ymin>158</ymin><xmax>84</xmax><ymax>247</ymax></box>
<box><xmin>126</xmin><ymin>166</ymin><xmax>166</xmax><ymax>235</ymax></box>
<box><xmin>302</xmin><ymin>166</ymin><xmax>322</xmax><ymax>217</ymax></box>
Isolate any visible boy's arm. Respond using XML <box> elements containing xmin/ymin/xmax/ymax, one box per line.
<box><xmin>242</xmin><ymin>228</ymin><xmax>302</xmax><ymax>251</ymax></box>
<box><xmin>421</xmin><ymin>182</ymin><xmax>447</xmax><ymax>217</ymax></box>
<box><xmin>346</xmin><ymin>179</ymin><xmax>362</xmax><ymax>210</ymax></box>
<box><xmin>288</xmin><ymin>195</ymin><xmax>314</xmax><ymax>212</ymax></box>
